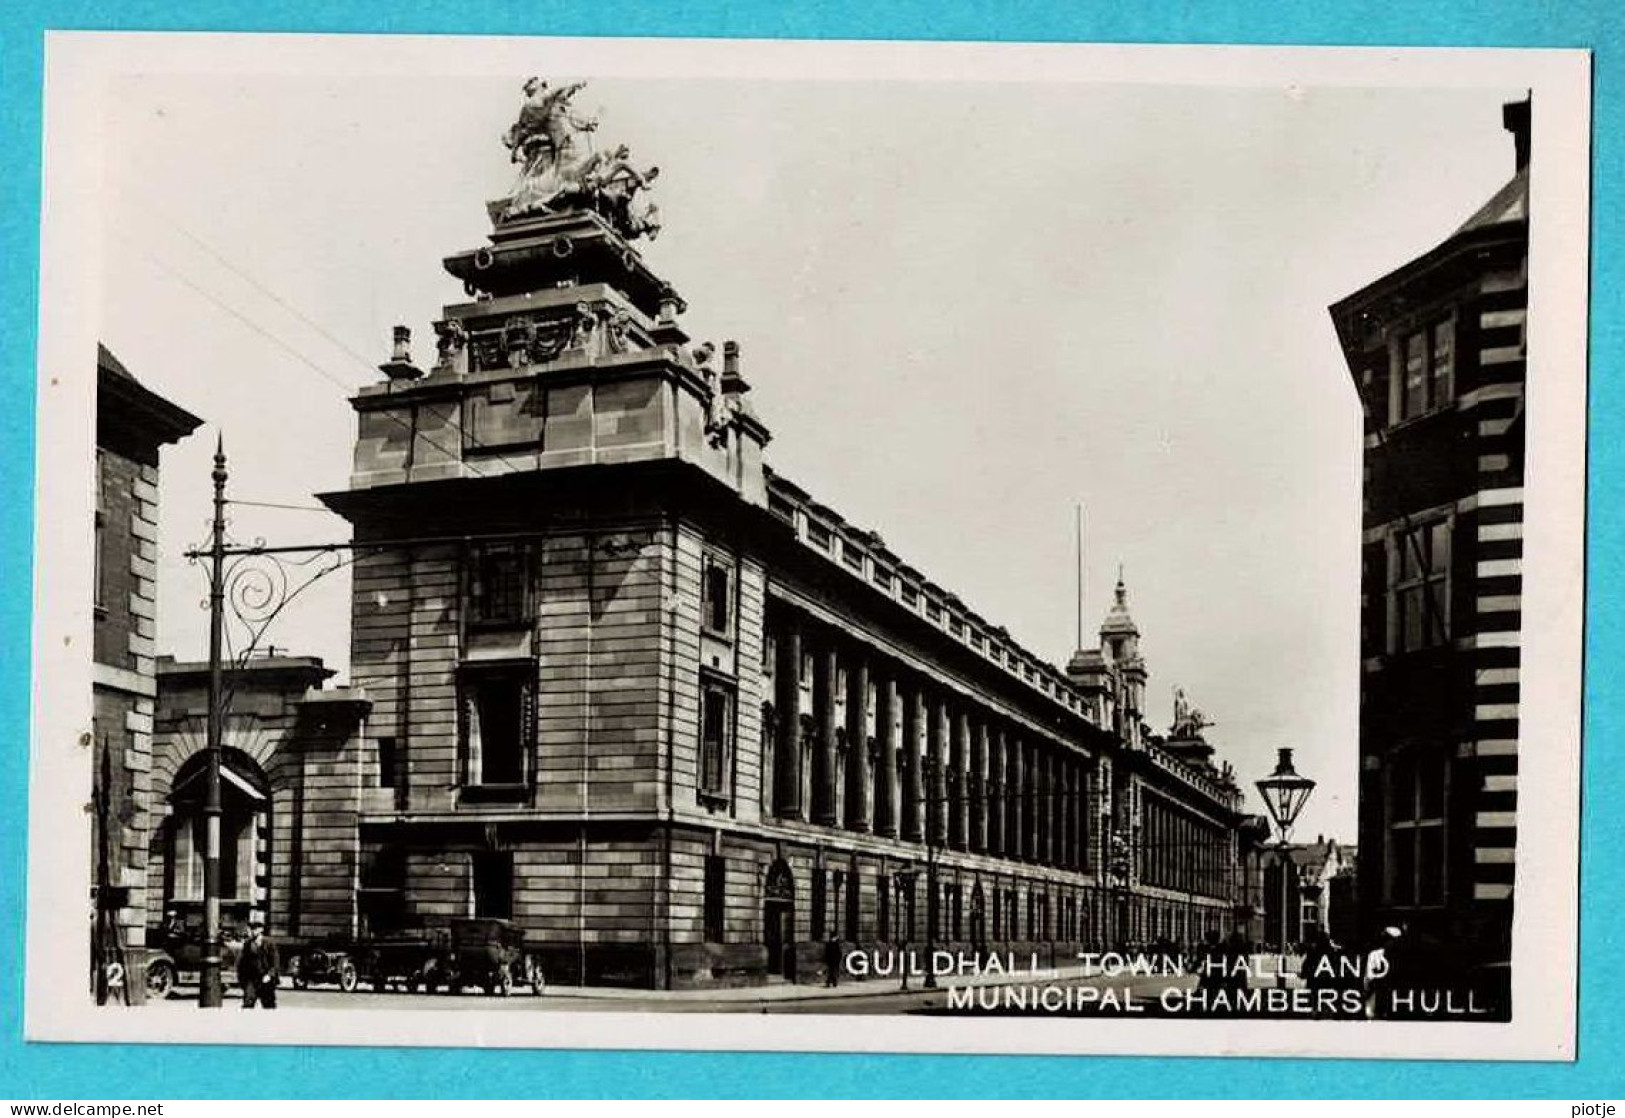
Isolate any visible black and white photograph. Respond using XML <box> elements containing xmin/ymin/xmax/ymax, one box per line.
<box><xmin>29</xmin><ymin>33</ymin><xmax>1589</xmax><ymax>1060</ymax></box>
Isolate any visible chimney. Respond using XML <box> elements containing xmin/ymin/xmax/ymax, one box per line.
<box><xmin>379</xmin><ymin>324</ymin><xmax>424</xmax><ymax>381</ymax></box>
<box><xmin>1503</xmin><ymin>95</ymin><xmax>1531</xmax><ymax>172</ymax></box>
<box><xmin>721</xmin><ymin>340</ymin><xmax>750</xmax><ymax>394</ymax></box>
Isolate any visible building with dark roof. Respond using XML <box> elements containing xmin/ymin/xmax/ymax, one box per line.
<box><xmin>92</xmin><ymin>344</ymin><xmax>201</xmax><ymax>998</ymax></box>
<box><xmin>1328</xmin><ymin>97</ymin><xmax>1529</xmax><ymax>1016</ymax></box>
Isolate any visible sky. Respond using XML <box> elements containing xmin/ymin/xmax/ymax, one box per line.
<box><xmin>97</xmin><ymin>59</ymin><xmax>1528</xmax><ymax>843</ymax></box>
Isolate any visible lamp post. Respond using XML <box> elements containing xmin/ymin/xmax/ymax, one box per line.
<box><xmin>199</xmin><ymin>438</ymin><xmax>228</xmax><ymax>1008</ymax></box>
<box><xmin>1255</xmin><ymin>748</ymin><xmax>1315</xmax><ymax>984</ymax></box>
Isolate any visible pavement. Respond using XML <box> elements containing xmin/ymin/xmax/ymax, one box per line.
<box><xmin>145</xmin><ymin>953</ymin><xmax>1304</xmax><ymax>1015</ymax></box>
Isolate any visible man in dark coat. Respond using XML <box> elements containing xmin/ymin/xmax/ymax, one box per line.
<box><xmin>824</xmin><ymin>934</ymin><xmax>843</xmax><ymax>988</ymax></box>
<box><xmin>237</xmin><ymin>920</ymin><xmax>280</xmax><ymax>1009</ymax></box>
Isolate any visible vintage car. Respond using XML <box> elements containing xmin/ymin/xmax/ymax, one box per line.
<box><xmin>289</xmin><ymin>940</ymin><xmax>360</xmax><ymax>992</ymax></box>
<box><xmin>359</xmin><ymin>924</ymin><xmax>454</xmax><ymax>993</ymax></box>
<box><xmin>437</xmin><ymin>918</ymin><xmax>544</xmax><ymax>996</ymax></box>
<box><xmin>143</xmin><ymin>920</ymin><xmax>244</xmax><ymax>997</ymax></box>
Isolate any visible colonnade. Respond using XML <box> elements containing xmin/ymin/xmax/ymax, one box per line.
<box><xmin>767</xmin><ymin>606</ymin><xmax>1093</xmax><ymax>872</ymax></box>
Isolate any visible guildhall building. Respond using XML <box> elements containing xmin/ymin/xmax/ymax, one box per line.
<box><xmin>294</xmin><ymin>82</ymin><xmax>1254</xmax><ymax>988</ymax></box>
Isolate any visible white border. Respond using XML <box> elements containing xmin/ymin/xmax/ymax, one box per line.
<box><xmin>28</xmin><ymin>31</ymin><xmax>1591</xmax><ymax>1060</ymax></box>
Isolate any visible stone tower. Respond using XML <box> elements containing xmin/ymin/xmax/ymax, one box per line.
<box><xmin>321</xmin><ymin>79</ymin><xmax>773</xmax><ymax>986</ymax></box>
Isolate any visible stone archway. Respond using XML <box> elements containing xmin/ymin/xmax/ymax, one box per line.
<box><xmin>763</xmin><ymin>859</ymin><xmax>796</xmax><ymax>981</ymax></box>
<box><xmin>162</xmin><ymin>747</ymin><xmax>271</xmax><ymax>933</ymax></box>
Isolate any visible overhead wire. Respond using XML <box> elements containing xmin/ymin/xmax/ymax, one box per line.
<box><xmin>114</xmin><ymin>192</ymin><xmax>540</xmax><ymax>477</ymax></box>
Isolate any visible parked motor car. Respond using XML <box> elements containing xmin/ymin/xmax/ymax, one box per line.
<box><xmin>441</xmin><ymin>918</ymin><xmax>544</xmax><ymax>996</ymax></box>
<box><xmin>361</xmin><ymin>924</ymin><xmax>454</xmax><ymax>993</ymax></box>
<box><xmin>289</xmin><ymin>940</ymin><xmax>359</xmax><ymax>992</ymax></box>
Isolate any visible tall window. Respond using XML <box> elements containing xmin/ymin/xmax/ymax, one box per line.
<box><xmin>459</xmin><ymin>665</ymin><xmax>534</xmax><ymax>789</ymax></box>
<box><xmin>1391</xmin><ymin>518</ymin><xmax>1452</xmax><ymax>653</ymax></box>
<box><xmin>1388</xmin><ymin>750</ymin><xmax>1447</xmax><ymax>907</ymax></box>
<box><xmin>876</xmin><ymin>873</ymin><xmax>890</xmax><ymax>941</ymax></box>
<box><xmin>702</xmin><ymin>555</ymin><xmax>734</xmax><ymax>636</ymax></box>
<box><xmin>704</xmin><ymin>855</ymin><xmax>726</xmax><ymax>942</ymax></box>
<box><xmin>699</xmin><ymin>679</ymin><xmax>733</xmax><ymax>798</ymax></box>
<box><xmin>376</xmin><ymin>736</ymin><xmax>397</xmax><ymax>789</ymax></box>
<box><xmin>469</xmin><ymin>544</ymin><xmax>529</xmax><ymax>627</ymax></box>
<box><xmin>811</xmin><ymin>869</ymin><xmax>826</xmax><ymax>939</ymax></box>
<box><xmin>1395</xmin><ymin>318</ymin><xmax>1455</xmax><ymax>423</ymax></box>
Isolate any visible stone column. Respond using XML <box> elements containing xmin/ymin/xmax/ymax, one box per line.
<box><xmin>813</xmin><ymin>638</ymin><xmax>839</xmax><ymax>826</ymax></box>
<box><xmin>1024</xmin><ymin>741</ymin><xmax>1039</xmax><ymax>861</ymax></box>
<box><xmin>847</xmin><ymin>655</ymin><xmax>871</xmax><ymax>832</ymax></box>
<box><xmin>904</xmin><ymin>683</ymin><xmax>925</xmax><ymax>842</ymax></box>
<box><xmin>969</xmin><ymin>719</ymin><xmax>986</xmax><ymax>854</ymax></box>
<box><xmin>927</xmin><ymin>693</ymin><xmax>947</xmax><ymax>846</ymax></box>
<box><xmin>1059</xmin><ymin>757</ymin><xmax>1070</xmax><ymax>868</ymax></box>
<box><xmin>1041</xmin><ymin>749</ymin><xmax>1055</xmax><ymax>866</ymax></box>
<box><xmin>1051</xmin><ymin>753</ymin><xmax>1064</xmax><ymax>868</ymax></box>
<box><xmin>986</xmin><ymin>727</ymin><xmax>1004</xmax><ymax>857</ymax></box>
<box><xmin>947</xmin><ymin>704</ymin><xmax>967</xmax><ymax>851</ymax></box>
<box><xmin>773</xmin><ymin>613</ymin><xmax>803</xmax><ymax>821</ymax></box>
<box><xmin>1008</xmin><ymin>736</ymin><xmax>1025</xmax><ymax>860</ymax></box>
<box><xmin>876</xmin><ymin>671</ymin><xmax>898</xmax><ymax>838</ymax></box>
<box><xmin>1069</xmin><ymin>761</ymin><xmax>1082</xmax><ymax>869</ymax></box>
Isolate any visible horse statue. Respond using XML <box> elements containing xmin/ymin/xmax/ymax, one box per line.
<box><xmin>496</xmin><ymin>78</ymin><xmax>664</xmax><ymax>240</ymax></box>
<box><xmin>501</xmin><ymin>78</ymin><xmax>599</xmax><ymax>220</ymax></box>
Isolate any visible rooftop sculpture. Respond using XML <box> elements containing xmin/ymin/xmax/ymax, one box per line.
<box><xmin>499</xmin><ymin>77</ymin><xmax>662</xmax><ymax>240</ymax></box>
<box><xmin>1169</xmin><ymin>686</ymin><xmax>1213</xmax><ymax>740</ymax></box>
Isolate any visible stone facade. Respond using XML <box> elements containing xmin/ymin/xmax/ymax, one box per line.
<box><xmin>308</xmin><ymin>95</ymin><xmax>1256</xmax><ymax>988</ymax></box>
<box><xmin>1329</xmin><ymin>98</ymin><xmax>1529</xmax><ymax>1016</ymax></box>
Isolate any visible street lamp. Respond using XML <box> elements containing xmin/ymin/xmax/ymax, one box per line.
<box><xmin>1255</xmin><ymin>747</ymin><xmax>1314</xmax><ymax>969</ymax></box>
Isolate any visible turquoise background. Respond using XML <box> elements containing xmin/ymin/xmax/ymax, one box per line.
<box><xmin>1</xmin><ymin>0</ymin><xmax>1618</xmax><ymax>1099</ymax></box>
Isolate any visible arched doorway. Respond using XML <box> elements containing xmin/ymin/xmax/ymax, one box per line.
<box><xmin>762</xmin><ymin>859</ymin><xmax>796</xmax><ymax>981</ymax></box>
<box><xmin>163</xmin><ymin>748</ymin><xmax>271</xmax><ymax>933</ymax></box>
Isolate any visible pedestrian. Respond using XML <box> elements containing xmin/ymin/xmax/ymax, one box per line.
<box><xmin>237</xmin><ymin>919</ymin><xmax>280</xmax><ymax>1009</ymax></box>
<box><xmin>1196</xmin><ymin>929</ymin><xmax>1228</xmax><ymax>993</ymax></box>
<box><xmin>1223</xmin><ymin>928</ymin><xmax>1251</xmax><ymax>993</ymax></box>
<box><xmin>898</xmin><ymin>937</ymin><xmax>911</xmax><ymax>991</ymax></box>
<box><xmin>1364</xmin><ymin>925</ymin><xmax>1403</xmax><ymax>1020</ymax></box>
<box><xmin>824</xmin><ymin>933</ymin><xmax>842</xmax><ymax>988</ymax></box>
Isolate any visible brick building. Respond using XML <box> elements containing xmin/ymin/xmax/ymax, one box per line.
<box><xmin>1329</xmin><ymin>97</ymin><xmax>1529</xmax><ymax>1014</ymax></box>
<box><xmin>91</xmin><ymin>345</ymin><xmax>200</xmax><ymax>992</ymax></box>
<box><xmin>302</xmin><ymin>91</ymin><xmax>1255</xmax><ymax>988</ymax></box>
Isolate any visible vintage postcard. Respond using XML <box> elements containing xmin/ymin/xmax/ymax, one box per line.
<box><xmin>28</xmin><ymin>32</ymin><xmax>1589</xmax><ymax>1059</ymax></box>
